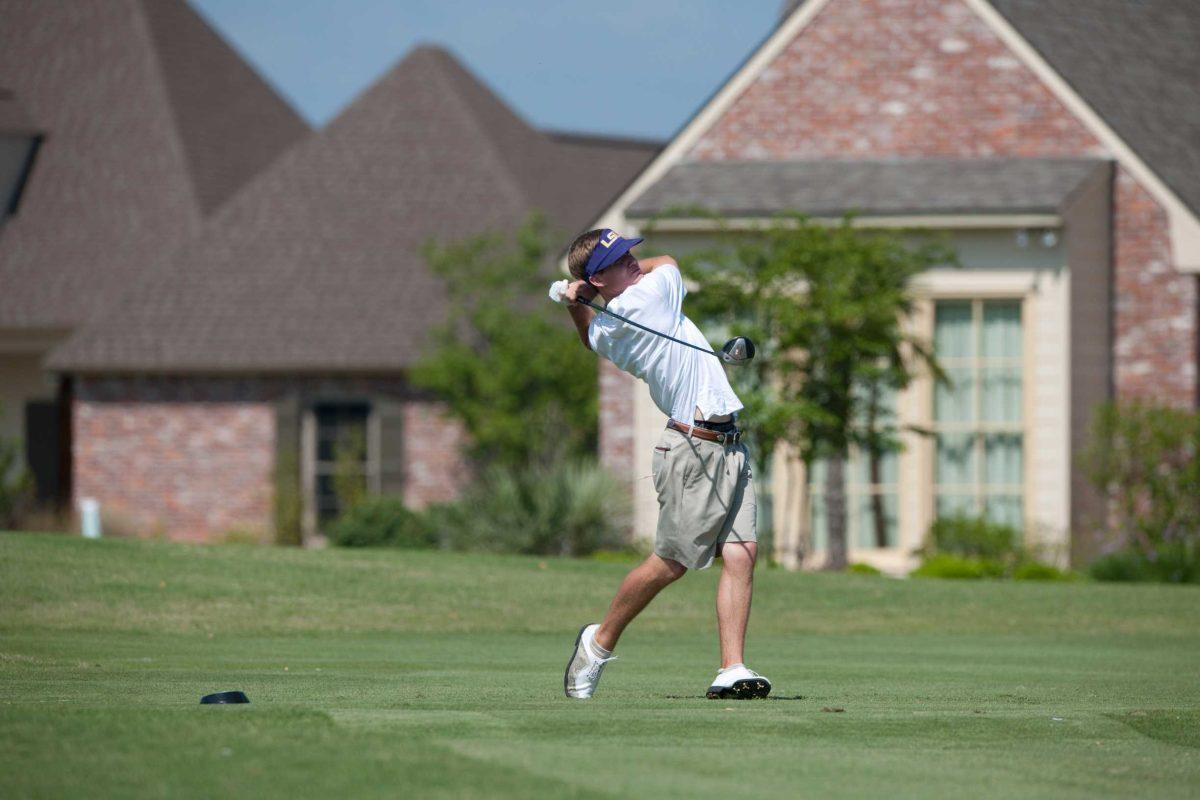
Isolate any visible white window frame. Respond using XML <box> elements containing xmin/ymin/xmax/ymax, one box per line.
<box><xmin>808</xmin><ymin>446</ymin><xmax>901</xmax><ymax>551</ymax></box>
<box><xmin>930</xmin><ymin>297</ymin><xmax>1027</xmax><ymax>525</ymax></box>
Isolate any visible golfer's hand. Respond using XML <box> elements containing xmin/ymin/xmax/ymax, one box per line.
<box><xmin>564</xmin><ymin>280</ymin><xmax>596</xmax><ymax>306</ymax></box>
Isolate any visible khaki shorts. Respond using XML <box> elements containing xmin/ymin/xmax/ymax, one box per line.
<box><xmin>651</xmin><ymin>426</ymin><xmax>757</xmax><ymax>570</ymax></box>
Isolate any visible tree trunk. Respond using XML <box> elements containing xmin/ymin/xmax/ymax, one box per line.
<box><xmin>869</xmin><ymin>452</ymin><xmax>888</xmax><ymax>549</ymax></box>
<box><xmin>865</xmin><ymin>382</ymin><xmax>888</xmax><ymax>549</ymax></box>
<box><xmin>793</xmin><ymin>459</ymin><xmax>809</xmax><ymax>570</ymax></box>
<box><xmin>825</xmin><ymin>450</ymin><xmax>849</xmax><ymax>570</ymax></box>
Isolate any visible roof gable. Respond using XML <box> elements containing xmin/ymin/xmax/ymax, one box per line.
<box><xmin>986</xmin><ymin>0</ymin><xmax>1200</xmax><ymax>219</ymax></box>
<box><xmin>0</xmin><ymin>0</ymin><xmax>309</xmax><ymax>330</ymax></box>
<box><xmin>618</xmin><ymin>0</ymin><xmax>1200</xmax><ymax>269</ymax></box>
<box><xmin>139</xmin><ymin>0</ymin><xmax>309</xmax><ymax>214</ymax></box>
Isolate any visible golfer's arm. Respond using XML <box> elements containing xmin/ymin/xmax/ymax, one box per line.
<box><xmin>638</xmin><ymin>255</ymin><xmax>677</xmax><ymax>274</ymax></box>
<box><xmin>567</xmin><ymin>303</ymin><xmax>595</xmax><ymax>350</ymax></box>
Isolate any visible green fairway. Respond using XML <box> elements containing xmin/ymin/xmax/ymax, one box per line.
<box><xmin>2</xmin><ymin>534</ymin><xmax>1198</xmax><ymax>798</ymax></box>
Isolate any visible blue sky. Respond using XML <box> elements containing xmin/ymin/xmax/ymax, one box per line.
<box><xmin>189</xmin><ymin>0</ymin><xmax>784</xmax><ymax>140</ymax></box>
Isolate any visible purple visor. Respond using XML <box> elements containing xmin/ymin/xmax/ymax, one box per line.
<box><xmin>584</xmin><ymin>229</ymin><xmax>643</xmax><ymax>280</ymax></box>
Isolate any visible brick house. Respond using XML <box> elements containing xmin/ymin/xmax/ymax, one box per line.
<box><xmin>1</xmin><ymin>0</ymin><xmax>307</xmax><ymax>514</ymax></box>
<box><xmin>588</xmin><ymin>0</ymin><xmax>1200</xmax><ymax>570</ymax></box>
<box><xmin>1</xmin><ymin>2</ymin><xmax>658</xmax><ymax>540</ymax></box>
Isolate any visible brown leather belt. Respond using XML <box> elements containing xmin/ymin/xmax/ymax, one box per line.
<box><xmin>666</xmin><ymin>418</ymin><xmax>742</xmax><ymax>444</ymax></box>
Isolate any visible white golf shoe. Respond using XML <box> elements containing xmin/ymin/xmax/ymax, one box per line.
<box><xmin>563</xmin><ymin>623</ymin><xmax>617</xmax><ymax>699</ymax></box>
<box><xmin>706</xmin><ymin>664</ymin><xmax>772</xmax><ymax>700</ymax></box>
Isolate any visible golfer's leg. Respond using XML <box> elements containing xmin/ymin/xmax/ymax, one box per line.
<box><xmin>594</xmin><ymin>554</ymin><xmax>686</xmax><ymax>652</ymax></box>
<box><xmin>716</xmin><ymin>542</ymin><xmax>757</xmax><ymax>668</ymax></box>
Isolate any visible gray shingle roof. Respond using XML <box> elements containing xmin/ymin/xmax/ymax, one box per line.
<box><xmin>0</xmin><ymin>88</ymin><xmax>39</xmax><ymax>135</ymax></box>
<box><xmin>777</xmin><ymin>0</ymin><xmax>1200</xmax><ymax>218</ymax></box>
<box><xmin>47</xmin><ymin>47</ymin><xmax>659</xmax><ymax>373</ymax></box>
<box><xmin>987</xmin><ymin>0</ymin><xmax>1200</xmax><ymax>218</ymax></box>
<box><xmin>627</xmin><ymin>158</ymin><xmax>1109</xmax><ymax>218</ymax></box>
<box><xmin>139</xmin><ymin>0</ymin><xmax>311</xmax><ymax>215</ymax></box>
<box><xmin>0</xmin><ymin>0</ymin><xmax>309</xmax><ymax>330</ymax></box>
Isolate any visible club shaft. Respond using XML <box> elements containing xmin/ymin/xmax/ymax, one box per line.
<box><xmin>581</xmin><ymin>298</ymin><xmax>719</xmax><ymax>359</ymax></box>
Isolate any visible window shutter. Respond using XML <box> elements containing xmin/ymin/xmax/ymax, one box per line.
<box><xmin>376</xmin><ymin>396</ymin><xmax>406</xmax><ymax>496</ymax></box>
<box><xmin>273</xmin><ymin>393</ymin><xmax>304</xmax><ymax>545</ymax></box>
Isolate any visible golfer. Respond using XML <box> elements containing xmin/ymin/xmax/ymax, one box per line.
<box><xmin>558</xmin><ymin>228</ymin><xmax>770</xmax><ymax>700</ymax></box>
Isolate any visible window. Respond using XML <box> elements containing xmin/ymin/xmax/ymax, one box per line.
<box><xmin>312</xmin><ymin>402</ymin><xmax>373</xmax><ymax>524</ymax></box>
<box><xmin>809</xmin><ymin>387</ymin><xmax>900</xmax><ymax>550</ymax></box>
<box><xmin>932</xmin><ymin>300</ymin><xmax>1024</xmax><ymax>529</ymax></box>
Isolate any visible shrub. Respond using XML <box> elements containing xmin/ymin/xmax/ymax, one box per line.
<box><xmin>913</xmin><ymin>515</ymin><xmax>1069</xmax><ymax>580</ymax></box>
<box><xmin>438</xmin><ymin>459</ymin><xmax>628</xmax><ymax>557</ymax></box>
<box><xmin>1080</xmin><ymin>402</ymin><xmax>1199</xmax><ymax>567</ymax></box>
<box><xmin>911</xmin><ymin>554</ymin><xmax>1005</xmax><ymax>579</ymax></box>
<box><xmin>848</xmin><ymin>562</ymin><xmax>882</xmax><ymax>576</ymax></box>
<box><xmin>1089</xmin><ymin>542</ymin><xmax>1199</xmax><ymax>584</ymax></box>
<box><xmin>327</xmin><ymin>496</ymin><xmax>436</xmax><ymax>549</ymax></box>
<box><xmin>0</xmin><ymin>409</ymin><xmax>34</xmax><ymax>530</ymax></box>
<box><xmin>926</xmin><ymin>514</ymin><xmax>1021</xmax><ymax>560</ymax></box>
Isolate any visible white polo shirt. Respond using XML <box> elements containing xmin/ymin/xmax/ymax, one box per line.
<box><xmin>588</xmin><ymin>264</ymin><xmax>743</xmax><ymax>422</ymax></box>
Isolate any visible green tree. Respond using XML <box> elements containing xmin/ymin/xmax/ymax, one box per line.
<box><xmin>675</xmin><ymin>214</ymin><xmax>951</xmax><ymax>569</ymax></box>
<box><xmin>410</xmin><ymin>215</ymin><xmax>597</xmax><ymax>469</ymax></box>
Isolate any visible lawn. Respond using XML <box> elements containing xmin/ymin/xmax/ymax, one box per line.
<box><xmin>2</xmin><ymin>533</ymin><xmax>1198</xmax><ymax>798</ymax></box>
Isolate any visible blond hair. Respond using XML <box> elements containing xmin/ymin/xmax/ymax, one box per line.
<box><xmin>566</xmin><ymin>229</ymin><xmax>604</xmax><ymax>281</ymax></box>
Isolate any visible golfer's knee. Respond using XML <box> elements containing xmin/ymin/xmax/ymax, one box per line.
<box><xmin>721</xmin><ymin>542</ymin><xmax>757</xmax><ymax>572</ymax></box>
<box><xmin>650</xmin><ymin>554</ymin><xmax>687</xmax><ymax>584</ymax></box>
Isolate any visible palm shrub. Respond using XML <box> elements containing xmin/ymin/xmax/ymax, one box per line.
<box><xmin>439</xmin><ymin>459</ymin><xmax>628</xmax><ymax>557</ymax></box>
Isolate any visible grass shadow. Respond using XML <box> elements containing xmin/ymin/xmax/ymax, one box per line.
<box><xmin>663</xmin><ymin>695</ymin><xmax>807</xmax><ymax>701</ymax></box>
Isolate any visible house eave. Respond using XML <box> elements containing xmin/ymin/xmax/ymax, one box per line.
<box><xmin>627</xmin><ymin>213</ymin><xmax>1063</xmax><ymax>232</ymax></box>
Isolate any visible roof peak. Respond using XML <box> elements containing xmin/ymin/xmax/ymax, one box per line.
<box><xmin>137</xmin><ymin>0</ymin><xmax>310</xmax><ymax>214</ymax></box>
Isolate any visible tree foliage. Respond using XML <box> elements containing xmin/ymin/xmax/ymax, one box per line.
<box><xmin>672</xmin><ymin>214</ymin><xmax>953</xmax><ymax>568</ymax></box>
<box><xmin>410</xmin><ymin>215</ymin><xmax>597</xmax><ymax>469</ymax></box>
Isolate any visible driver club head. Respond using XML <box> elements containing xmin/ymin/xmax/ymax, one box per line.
<box><xmin>720</xmin><ymin>336</ymin><xmax>756</xmax><ymax>365</ymax></box>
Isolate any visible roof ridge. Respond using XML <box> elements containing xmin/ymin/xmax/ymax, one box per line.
<box><xmin>135</xmin><ymin>0</ymin><xmax>309</xmax><ymax>215</ymax></box>
<box><xmin>416</xmin><ymin>46</ymin><xmax>551</xmax><ymax>211</ymax></box>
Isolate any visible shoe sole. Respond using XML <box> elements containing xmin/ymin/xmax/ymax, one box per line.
<box><xmin>706</xmin><ymin>678</ymin><xmax>772</xmax><ymax>700</ymax></box>
<box><xmin>563</xmin><ymin>623</ymin><xmax>593</xmax><ymax>698</ymax></box>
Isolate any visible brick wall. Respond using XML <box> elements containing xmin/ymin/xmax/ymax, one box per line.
<box><xmin>687</xmin><ymin>0</ymin><xmax>1197</xmax><ymax>405</ymax></box>
<box><xmin>73</xmin><ymin>376</ymin><xmax>467</xmax><ymax>541</ymax></box>
<box><xmin>693</xmin><ymin>0</ymin><xmax>1104</xmax><ymax>162</ymax></box>
<box><xmin>1112</xmin><ymin>172</ymin><xmax>1198</xmax><ymax>404</ymax></box>
<box><xmin>598</xmin><ymin>358</ymin><xmax>636</xmax><ymax>479</ymax></box>
<box><xmin>401</xmin><ymin>401</ymin><xmax>469</xmax><ymax>508</ymax></box>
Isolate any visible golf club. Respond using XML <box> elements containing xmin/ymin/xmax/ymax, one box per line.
<box><xmin>549</xmin><ymin>280</ymin><xmax>755</xmax><ymax>365</ymax></box>
<box><xmin>582</xmin><ymin>299</ymin><xmax>756</xmax><ymax>366</ymax></box>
